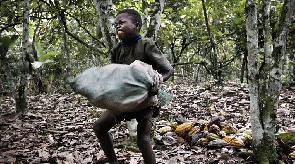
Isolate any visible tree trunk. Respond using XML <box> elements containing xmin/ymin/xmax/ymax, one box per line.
<box><xmin>201</xmin><ymin>0</ymin><xmax>219</xmax><ymax>80</ymax></box>
<box><xmin>289</xmin><ymin>52</ymin><xmax>295</xmax><ymax>85</ymax></box>
<box><xmin>54</xmin><ymin>0</ymin><xmax>72</xmax><ymax>79</ymax></box>
<box><xmin>255</xmin><ymin>0</ymin><xmax>277</xmax><ymax>162</ymax></box>
<box><xmin>141</xmin><ymin>0</ymin><xmax>148</xmax><ymax>35</ymax></box>
<box><xmin>273</xmin><ymin>0</ymin><xmax>295</xmax><ymax>88</ymax></box>
<box><xmin>246</xmin><ymin>0</ymin><xmax>295</xmax><ymax>163</ymax></box>
<box><xmin>15</xmin><ymin>0</ymin><xmax>30</xmax><ymax>113</ymax></box>
<box><xmin>93</xmin><ymin>0</ymin><xmax>117</xmax><ymax>53</ymax></box>
<box><xmin>240</xmin><ymin>52</ymin><xmax>248</xmax><ymax>83</ymax></box>
<box><xmin>143</xmin><ymin>0</ymin><xmax>165</xmax><ymax>39</ymax></box>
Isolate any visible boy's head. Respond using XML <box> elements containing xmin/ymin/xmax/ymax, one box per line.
<box><xmin>115</xmin><ymin>9</ymin><xmax>142</xmax><ymax>40</ymax></box>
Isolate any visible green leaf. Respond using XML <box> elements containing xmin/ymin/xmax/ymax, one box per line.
<box><xmin>275</xmin><ymin>132</ymin><xmax>295</xmax><ymax>142</ymax></box>
<box><xmin>34</xmin><ymin>39</ymin><xmax>46</xmax><ymax>61</ymax></box>
<box><xmin>34</xmin><ymin>39</ymin><xmax>60</xmax><ymax>62</ymax></box>
<box><xmin>165</xmin><ymin>7</ymin><xmax>173</xmax><ymax>13</ymax></box>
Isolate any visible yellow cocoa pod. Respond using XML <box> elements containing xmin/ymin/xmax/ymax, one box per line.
<box><xmin>175</xmin><ymin>122</ymin><xmax>194</xmax><ymax>137</ymax></box>
<box><xmin>289</xmin><ymin>151</ymin><xmax>295</xmax><ymax>159</ymax></box>
<box><xmin>188</xmin><ymin>126</ymin><xmax>201</xmax><ymax>136</ymax></box>
<box><xmin>223</xmin><ymin>136</ymin><xmax>245</xmax><ymax>147</ymax></box>
<box><xmin>204</xmin><ymin>124</ymin><xmax>209</xmax><ymax>131</ymax></box>
<box><xmin>200</xmin><ymin>137</ymin><xmax>209</xmax><ymax>146</ymax></box>
<box><xmin>221</xmin><ymin>125</ymin><xmax>237</xmax><ymax>134</ymax></box>
<box><xmin>157</xmin><ymin>126</ymin><xmax>172</xmax><ymax>134</ymax></box>
<box><xmin>290</xmin><ymin>150</ymin><xmax>295</xmax><ymax>159</ymax></box>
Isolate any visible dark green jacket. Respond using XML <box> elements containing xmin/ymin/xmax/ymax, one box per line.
<box><xmin>110</xmin><ymin>38</ymin><xmax>172</xmax><ymax>74</ymax></box>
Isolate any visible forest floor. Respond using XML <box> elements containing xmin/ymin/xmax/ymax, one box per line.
<box><xmin>1</xmin><ymin>79</ymin><xmax>295</xmax><ymax>164</ymax></box>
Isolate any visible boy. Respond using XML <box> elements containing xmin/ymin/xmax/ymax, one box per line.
<box><xmin>93</xmin><ymin>9</ymin><xmax>174</xmax><ymax>164</ymax></box>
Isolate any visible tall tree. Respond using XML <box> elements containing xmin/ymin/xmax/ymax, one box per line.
<box><xmin>201</xmin><ymin>0</ymin><xmax>218</xmax><ymax>80</ymax></box>
<box><xmin>246</xmin><ymin>0</ymin><xmax>295</xmax><ymax>163</ymax></box>
<box><xmin>53</xmin><ymin>0</ymin><xmax>72</xmax><ymax>78</ymax></box>
<box><xmin>15</xmin><ymin>0</ymin><xmax>30</xmax><ymax>113</ymax></box>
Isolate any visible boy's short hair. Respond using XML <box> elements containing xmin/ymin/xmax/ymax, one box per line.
<box><xmin>117</xmin><ymin>9</ymin><xmax>142</xmax><ymax>29</ymax></box>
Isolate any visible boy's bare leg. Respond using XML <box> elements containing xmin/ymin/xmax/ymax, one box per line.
<box><xmin>93</xmin><ymin>110</ymin><xmax>118</xmax><ymax>164</ymax></box>
<box><xmin>137</xmin><ymin>118</ymin><xmax>156</xmax><ymax>164</ymax></box>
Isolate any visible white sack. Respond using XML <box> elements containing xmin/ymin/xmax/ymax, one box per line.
<box><xmin>69</xmin><ymin>60</ymin><xmax>163</xmax><ymax>113</ymax></box>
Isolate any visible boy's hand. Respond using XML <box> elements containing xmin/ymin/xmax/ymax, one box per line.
<box><xmin>162</xmin><ymin>68</ymin><xmax>174</xmax><ymax>82</ymax></box>
<box><xmin>148</xmin><ymin>90</ymin><xmax>158</xmax><ymax>96</ymax></box>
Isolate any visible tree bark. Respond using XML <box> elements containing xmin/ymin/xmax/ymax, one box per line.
<box><xmin>246</xmin><ymin>0</ymin><xmax>295</xmax><ymax>163</ymax></box>
<box><xmin>288</xmin><ymin>52</ymin><xmax>295</xmax><ymax>85</ymax></box>
<box><xmin>240</xmin><ymin>52</ymin><xmax>248</xmax><ymax>83</ymax></box>
<box><xmin>143</xmin><ymin>0</ymin><xmax>165</xmax><ymax>39</ymax></box>
<box><xmin>15</xmin><ymin>0</ymin><xmax>30</xmax><ymax>113</ymax></box>
<box><xmin>93</xmin><ymin>0</ymin><xmax>117</xmax><ymax>54</ymax></box>
<box><xmin>273</xmin><ymin>0</ymin><xmax>295</xmax><ymax>89</ymax></box>
<box><xmin>245</xmin><ymin>0</ymin><xmax>261</xmax><ymax>161</ymax></box>
<box><xmin>141</xmin><ymin>0</ymin><xmax>148</xmax><ymax>35</ymax></box>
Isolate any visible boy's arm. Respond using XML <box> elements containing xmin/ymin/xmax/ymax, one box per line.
<box><xmin>142</xmin><ymin>39</ymin><xmax>174</xmax><ymax>80</ymax></box>
<box><xmin>162</xmin><ymin>68</ymin><xmax>174</xmax><ymax>82</ymax></box>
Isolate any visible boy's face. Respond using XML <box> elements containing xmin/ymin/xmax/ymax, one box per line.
<box><xmin>115</xmin><ymin>13</ymin><xmax>139</xmax><ymax>40</ymax></box>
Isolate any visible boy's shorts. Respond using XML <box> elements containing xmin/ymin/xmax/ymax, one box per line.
<box><xmin>114</xmin><ymin>106</ymin><xmax>160</xmax><ymax>124</ymax></box>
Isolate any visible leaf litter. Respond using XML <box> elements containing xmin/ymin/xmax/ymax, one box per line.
<box><xmin>0</xmin><ymin>79</ymin><xmax>295</xmax><ymax>163</ymax></box>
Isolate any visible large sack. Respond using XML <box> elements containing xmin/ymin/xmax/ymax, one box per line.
<box><xmin>68</xmin><ymin>60</ymin><xmax>163</xmax><ymax>113</ymax></box>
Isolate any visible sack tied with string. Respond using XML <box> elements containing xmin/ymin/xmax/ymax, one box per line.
<box><xmin>68</xmin><ymin>60</ymin><xmax>163</xmax><ymax>114</ymax></box>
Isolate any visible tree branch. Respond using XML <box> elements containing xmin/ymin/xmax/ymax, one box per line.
<box><xmin>65</xmin><ymin>11</ymin><xmax>105</xmax><ymax>47</ymax></box>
